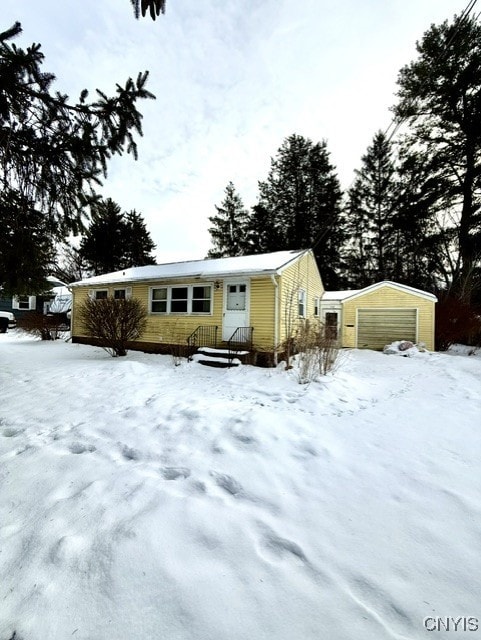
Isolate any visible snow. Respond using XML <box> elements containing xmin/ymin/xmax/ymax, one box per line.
<box><xmin>322</xmin><ymin>281</ymin><xmax>437</xmax><ymax>302</ymax></box>
<box><xmin>1</xmin><ymin>332</ymin><xmax>481</xmax><ymax>639</ymax></box>
<box><xmin>321</xmin><ymin>289</ymin><xmax>360</xmax><ymax>301</ymax></box>
<box><xmin>70</xmin><ymin>250</ymin><xmax>306</xmax><ymax>287</ymax></box>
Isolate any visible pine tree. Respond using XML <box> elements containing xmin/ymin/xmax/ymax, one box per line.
<box><xmin>124</xmin><ymin>210</ymin><xmax>157</xmax><ymax>267</ymax></box>
<box><xmin>0</xmin><ymin>22</ymin><xmax>154</xmax><ymax>296</ymax></box>
<box><xmin>344</xmin><ymin>131</ymin><xmax>401</xmax><ymax>286</ymax></box>
<box><xmin>207</xmin><ymin>182</ymin><xmax>251</xmax><ymax>258</ymax></box>
<box><xmin>131</xmin><ymin>0</ymin><xmax>166</xmax><ymax>20</ymax></box>
<box><xmin>79</xmin><ymin>199</ymin><xmax>156</xmax><ymax>275</ymax></box>
<box><xmin>394</xmin><ymin>13</ymin><xmax>481</xmax><ymax>301</ymax></box>
<box><xmin>255</xmin><ymin>134</ymin><xmax>344</xmax><ymax>288</ymax></box>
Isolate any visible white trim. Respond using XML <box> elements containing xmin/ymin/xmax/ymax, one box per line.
<box><xmin>355</xmin><ymin>307</ymin><xmax>419</xmax><ymax>348</ymax></box>
<box><xmin>339</xmin><ymin>281</ymin><xmax>437</xmax><ymax>303</ymax></box>
<box><xmin>276</xmin><ymin>248</ymin><xmax>311</xmax><ymax>275</ymax></box>
<box><xmin>149</xmin><ymin>283</ymin><xmax>213</xmax><ymax>316</ymax></box>
<box><xmin>12</xmin><ymin>295</ymin><xmax>36</xmax><ymax>310</ymax></box>
<box><xmin>271</xmin><ymin>275</ymin><xmax>279</xmax><ymax>365</ymax></box>
<box><xmin>91</xmin><ymin>288</ymin><xmax>109</xmax><ymax>300</ymax></box>
<box><xmin>222</xmin><ymin>278</ymin><xmax>250</xmax><ymax>341</ymax></box>
<box><xmin>298</xmin><ymin>288</ymin><xmax>306</xmax><ymax>318</ymax></box>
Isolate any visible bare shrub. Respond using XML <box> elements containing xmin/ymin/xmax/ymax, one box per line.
<box><xmin>79</xmin><ymin>297</ymin><xmax>147</xmax><ymax>357</ymax></box>
<box><xmin>294</xmin><ymin>320</ymin><xmax>340</xmax><ymax>384</ymax></box>
<box><xmin>17</xmin><ymin>312</ymin><xmax>66</xmax><ymax>340</ymax></box>
<box><xmin>161</xmin><ymin>320</ymin><xmax>188</xmax><ymax>366</ymax></box>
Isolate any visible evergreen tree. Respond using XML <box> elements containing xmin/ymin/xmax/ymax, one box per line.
<box><xmin>131</xmin><ymin>0</ymin><xmax>166</xmax><ymax>20</ymax></box>
<box><xmin>394</xmin><ymin>13</ymin><xmax>481</xmax><ymax>300</ymax></box>
<box><xmin>207</xmin><ymin>182</ymin><xmax>251</xmax><ymax>258</ymax></box>
<box><xmin>255</xmin><ymin>134</ymin><xmax>344</xmax><ymax>288</ymax></box>
<box><xmin>344</xmin><ymin>131</ymin><xmax>401</xmax><ymax>286</ymax></box>
<box><xmin>124</xmin><ymin>210</ymin><xmax>157</xmax><ymax>267</ymax></box>
<box><xmin>79</xmin><ymin>199</ymin><xmax>156</xmax><ymax>275</ymax></box>
<box><xmin>0</xmin><ymin>22</ymin><xmax>154</xmax><ymax>296</ymax></box>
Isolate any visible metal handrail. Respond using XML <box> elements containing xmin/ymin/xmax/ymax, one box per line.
<box><xmin>227</xmin><ymin>326</ymin><xmax>254</xmax><ymax>365</ymax></box>
<box><xmin>187</xmin><ymin>325</ymin><xmax>218</xmax><ymax>359</ymax></box>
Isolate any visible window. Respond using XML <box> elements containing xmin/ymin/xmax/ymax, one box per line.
<box><xmin>151</xmin><ymin>287</ymin><xmax>167</xmax><ymax>313</ymax></box>
<box><xmin>150</xmin><ymin>285</ymin><xmax>212</xmax><ymax>314</ymax></box>
<box><xmin>226</xmin><ymin>283</ymin><xmax>246</xmax><ymax>310</ymax></box>
<box><xmin>94</xmin><ymin>290</ymin><xmax>108</xmax><ymax>300</ymax></box>
<box><xmin>298</xmin><ymin>289</ymin><xmax>306</xmax><ymax>317</ymax></box>
<box><xmin>192</xmin><ymin>286</ymin><xmax>211</xmax><ymax>313</ymax></box>
<box><xmin>171</xmin><ymin>287</ymin><xmax>188</xmax><ymax>313</ymax></box>
<box><xmin>12</xmin><ymin>295</ymin><xmax>36</xmax><ymax>310</ymax></box>
<box><xmin>113</xmin><ymin>288</ymin><xmax>132</xmax><ymax>300</ymax></box>
<box><xmin>314</xmin><ymin>297</ymin><xmax>320</xmax><ymax>317</ymax></box>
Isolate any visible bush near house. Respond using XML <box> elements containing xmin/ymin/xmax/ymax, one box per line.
<box><xmin>79</xmin><ymin>297</ymin><xmax>147</xmax><ymax>357</ymax></box>
<box><xmin>435</xmin><ymin>296</ymin><xmax>481</xmax><ymax>351</ymax></box>
<box><xmin>17</xmin><ymin>312</ymin><xmax>67</xmax><ymax>340</ymax></box>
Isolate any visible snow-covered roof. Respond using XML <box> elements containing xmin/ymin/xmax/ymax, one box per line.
<box><xmin>323</xmin><ymin>281</ymin><xmax>437</xmax><ymax>303</ymax></box>
<box><xmin>70</xmin><ymin>250</ymin><xmax>309</xmax><ymax>287</ymax></box>
<box><xmin>322</xmin><ymin>289</ymin><xmax>361</xmax><ymax>301</ymax></box>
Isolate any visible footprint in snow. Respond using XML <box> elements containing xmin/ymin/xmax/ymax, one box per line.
<box><xmin>258</xmin><ymin>525</ymin><xmax>308</xmax><ymax>565</ymax></box>
<box><xmin>2</xmin><ymin>427</ymin><xmax>23</xmax><ymax>438</ymax></box>
<box><xmin>160</xmin><ymin>466</ymin><xmax>191</xmax><ymax>480</ymax></box>
<box><xmin>120</xmin><ymin>445</ymin><xmax>141</xmax><ymax>461</ymax></box>
<box><xmin>210</xmin><ymin>471</ymin><xmax>244</xmax><ymax>496</ymax></box>
<box><xmin>69</xmin><ymin>442</ymin><xmax>96</xmax><ymax>455</ymax></box>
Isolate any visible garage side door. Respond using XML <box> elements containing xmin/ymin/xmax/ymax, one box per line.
<box><xmin>357</xmin><ymin>308</ymin><xmax>417</xmax><ymax>350</ymax></box>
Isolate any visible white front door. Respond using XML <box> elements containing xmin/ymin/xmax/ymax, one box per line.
<box><xmin>223</xmin><ymin>281</ymin><xmax>249</xmax><ymax>341</ymax></box>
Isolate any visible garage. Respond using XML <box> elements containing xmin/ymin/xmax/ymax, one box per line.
<box><xmin>357</xmin><ymin>308</ymin><xmax>417</xmax><ymax>350</ymax></box>
<box><xmin>321</xmin><ymin>281</ymin><xmax>437</xmax><ymax>351</ymax></box>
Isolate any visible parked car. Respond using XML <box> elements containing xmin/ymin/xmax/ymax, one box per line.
<box><xmin>0</xmin><ymin>311</ymin><xmax>16</xmax><ymax>333</ymax></box>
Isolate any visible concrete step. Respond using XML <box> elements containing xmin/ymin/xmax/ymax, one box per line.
<box><xmin>191</xmin><ymin>346</ymin><xmax>252</xmax><ymax>367</ymax></box>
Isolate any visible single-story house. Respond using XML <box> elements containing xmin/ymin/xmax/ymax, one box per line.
<box><xmin>320</xmin><ymin>281</ymin><xmax>437</xmax><ymax>351</ymax></box>
<box><xmin>70</xmin><ymin>249</ymin><xmax>323</xmax><ymax>362</ymax></box>
<box><xmin>70</xmin><ymin>251</ymin><xmax>437</xmax><ymax>360</ymax></box>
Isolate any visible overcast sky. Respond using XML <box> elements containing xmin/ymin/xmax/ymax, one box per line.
<box><xmin>3</xmin><ymin>0</ymin><xmax>466</xmax><ymax>262</ymax></box>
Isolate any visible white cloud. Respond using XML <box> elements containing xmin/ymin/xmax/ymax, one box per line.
<box><xmin>2</xmin><ymin>0</ymin><xmax>465</xmax><ymax>261</ymax></box>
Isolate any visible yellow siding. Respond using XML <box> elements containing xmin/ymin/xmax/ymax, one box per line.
<box><xmin>249</xmin><ymin>277</ymin><xmax>276</xmax><ymax>350</ymax></box>
<box><xmin>341</xmin><ymin>285</ymin><xmax>435</xmax><ymax>350</ymax></box>
<box><xmin>278</xmin><ymin>251</ymin><xmax>324</xmax><ymax>345</ymax></box>
<box><xmin>72</xmin><ymin>279</ymin><xmax>223</xmax><ymax>345</ymax></box>
<box><xmin>71</xmin><ymin>251</ymin><xmax>325</xmax><ymax>353</ymax></box>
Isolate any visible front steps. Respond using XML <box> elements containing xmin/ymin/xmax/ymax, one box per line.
<box><xmin>191</xmin><ymin>346</ymin><xmax>250</xmax><ymax>368</ymax></box>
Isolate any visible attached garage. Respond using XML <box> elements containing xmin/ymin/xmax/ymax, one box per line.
<box><xmin>321</xmin><ymin>281</ymin><xmax>437</xmax><ymax>351</ymax></box>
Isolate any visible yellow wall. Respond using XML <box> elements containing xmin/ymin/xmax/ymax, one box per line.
<box><xmin>249</xmin><ymin>277</ymin><xmax>276</xmax><ymax>350</ymax></box>
<box><xmin>341</xmin><ymin>285</ymin><xmax>435</xmax><ymax>350</ymax></box>
<box><xmin>278</xmin><ymin>251</ymin><xmax>324</xmax><ymax>345</ymax></box>
<box><xmin>71</xmin><ymin>251</ymin><xmax>325</xmax><ymax>352</ymax></box>
<box><xmin>72</xmin><ymin>279</ymin><xmax>224</xmax><ymax>345</ymax></box>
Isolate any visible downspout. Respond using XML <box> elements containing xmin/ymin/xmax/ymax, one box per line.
<box><xmin>271</xmin><ymin>274</ymin><xmax>279</xmax><ymax>366</ymax></box>
<box><xmin>68</xmin><ymin>285</ymin><xmax>74</xmax><ymax>338</ymax></box>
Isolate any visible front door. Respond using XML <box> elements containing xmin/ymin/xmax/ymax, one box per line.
<box><xmin>223</xmin><ymin>281</ymin><xmax>249</xmax><ymax>341</ymax></box>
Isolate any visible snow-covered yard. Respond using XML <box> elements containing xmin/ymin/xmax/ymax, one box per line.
<box><xmin>1</xmin><ymin>333</ymin><xmax>480</xmax><ymax>640</ymax></box>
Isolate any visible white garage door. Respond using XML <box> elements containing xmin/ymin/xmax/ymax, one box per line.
<box><xmin>357</xmin><ymin>308</ymin><xmax>417</xmax><ymax>350</ymax></box>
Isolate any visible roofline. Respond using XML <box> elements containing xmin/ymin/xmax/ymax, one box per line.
<box><xmin>337</xmin><ymin>281</ymin><xmax>437</xmax><ymax>303</ymax></box>
<box><xmin>69</xmin><ymin>250</ymin><xmax>309</xmax><ymax>288</ymax></box>
<box><xmin>276</xmin><ymin>248</ymin><xmax>312</xmax><ymax>275</ymax></box>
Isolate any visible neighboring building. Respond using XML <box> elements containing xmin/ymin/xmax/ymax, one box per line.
<box><xmin>0</xmin><ymin>277</ymin><xmax>71</xmax><ymax>322</ymax></box>
<box><xmin>320</xmin><ymin>281</ymin><xmax>437</xmax><ymax>351</ymax></box>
